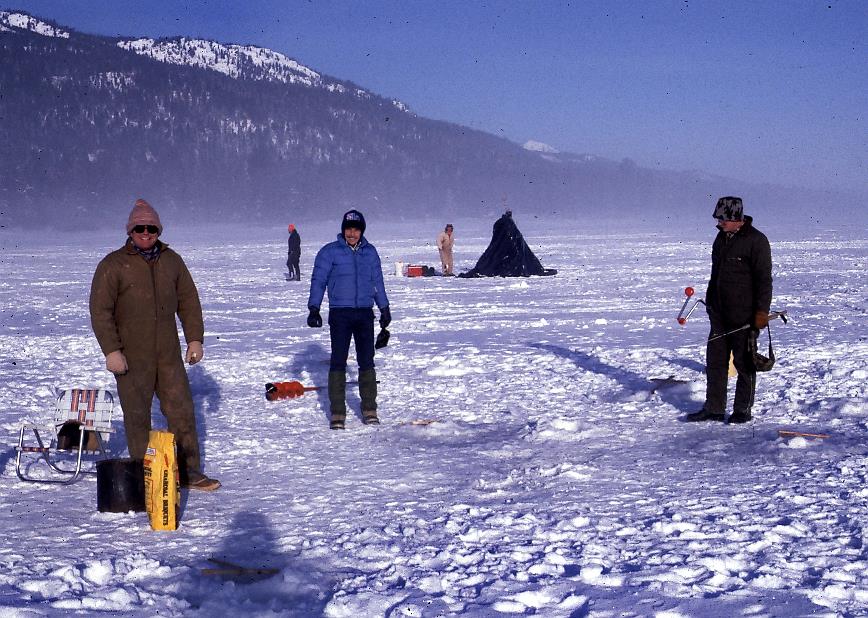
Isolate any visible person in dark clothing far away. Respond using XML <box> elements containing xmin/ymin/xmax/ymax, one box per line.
<box><xmin>686</xmin><ymin>196</ymin><xmax>772</xmax><ymax>425</ymax></box>
<box><xmin>306</xmin><ymin>210</ymin><xmax>391</xmax><ymax>429</ymax></box>
<box><xmin>286</xmin><ymin>224</ymin><xmax>301</xmax><ymax>281</ymax></box>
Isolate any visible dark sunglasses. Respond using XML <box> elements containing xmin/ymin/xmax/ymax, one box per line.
<box><xmin>132</xmin><ymin>225</ymin><xmax>159</xmax><ymax>234</ymax></box>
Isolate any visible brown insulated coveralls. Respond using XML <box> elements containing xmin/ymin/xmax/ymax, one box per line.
<box><xmin>89</xmin><ymin>240</ymin><xmax>205</xmax><ymax>479</ymax></box>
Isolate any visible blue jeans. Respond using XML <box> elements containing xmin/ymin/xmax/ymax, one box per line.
<box><xmin>328</xmin><ymin>308</ymin><xmax>375</xmax><ymax>372</ymax></box>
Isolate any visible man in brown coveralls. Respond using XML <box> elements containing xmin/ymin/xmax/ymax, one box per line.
<box><xmin>89</xmin><ymin>199</ymin><xmax>220</xmax><ymax>491</ymax></box>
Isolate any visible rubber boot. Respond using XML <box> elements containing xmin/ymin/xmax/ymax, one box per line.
<box><xmin>359</xmin><ymin>368</ymin><xmax>379</xmax><ymax>425</ymax></box>
<box><xmin>328</xmin><ymin>371</ymin><xmax>346</xmax><ymax>429</ymax></box>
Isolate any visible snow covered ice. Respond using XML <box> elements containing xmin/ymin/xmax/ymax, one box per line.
<box><xmin>1</xmin><ymin>217</ymin><xmax>867</xmax><ymax>617</ymax></box>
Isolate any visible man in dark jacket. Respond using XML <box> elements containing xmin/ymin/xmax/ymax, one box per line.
<box><xmin>89</xmin><ymin>199</ymin><xmax>220</xmax><ymax>490</ymax></box>
<box><xmin>687</xmin><ymin>196</ymin><xmax>773</xmax><ymax>424</ymax></box>
<box><xmin>286</xmin><ymin>224</ymin><xmax>301</xmax><ymax>281</ymax></box>
<box><xmin>307</xmin><ymin>210</ymin><xmax>391</xmax><ymax>429</ymax></box>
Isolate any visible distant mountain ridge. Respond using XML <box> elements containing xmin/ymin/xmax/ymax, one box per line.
<box><xmin>117</xmin><ymin>36</ymin><xmax>411</xmax><ymax>114</ymax></box>
<box><xmin>0</xmin><ymin>10</ymin><xmax>859</xmax><ymax>229</ymax></box>
<box><xmin>0</xmin><ymin>9</ymin><xmax>69</xmax><ymax>37</ymax></box>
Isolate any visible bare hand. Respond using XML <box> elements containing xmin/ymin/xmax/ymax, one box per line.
<box><xmin>105</xmin><ymin>350</ymin><xmax>128</xmax><ymax>375</ymax></box>
<box><xmin>186</xmin><ymin>341</ymin><xmax>204</xmax><ymax>365</ymax></box>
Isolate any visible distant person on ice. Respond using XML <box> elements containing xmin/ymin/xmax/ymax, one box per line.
<box><xmin>459</xmin><ymin>210</ymin><xmax>556</xmax><ymax>277</ymax></box>
<box><xmin>307</xmin><ymin>209</ymin><xmax>391</xmax><ymax>429</ymax></box>
<box><xmin>286</xmin><ymin>223</ymin><xmax>301</xmax><ymax>281</ymax></box>
<box><xmin>686</xmin><ymin>196</ymin><xmax>772</xmax><ymax>425</ymax></box>
<box><xmin>89</xmin><ymin>199</ymin><xmax>220</xmax><ymax>491</ymax></box>
<box><xmin>437</xmin><ymin>223</ymin><xmax>455</xmax><ymax>276</ymax></box>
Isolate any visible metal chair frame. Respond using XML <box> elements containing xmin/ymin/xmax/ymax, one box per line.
<box><xmin>15</xmin><ymin>388</ymin><xmax>115</xmax><ymax>484</ymax></box>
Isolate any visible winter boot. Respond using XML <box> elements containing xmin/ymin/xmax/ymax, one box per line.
<box><xmin>685</xmin><ymin>408</ymin><xmax>725</xmax><ymax>422</ymax></box>
<box><xmin>359</xmin><ymin>368</ymin><xmax>379</xmax><ymax>425</ymax></box>
<box><xmin>184</xmin><ymin>471</ymin><xmax>221</xmax><ymax>491</ymax></box>
<box><xmin>727</xmin><ymin>409</ymin><xmax>752</xmax><ymax>424</ymax></box>
<box><xmin>328</xmin><ymin>371</ymin><xmax>347</xmax><ymax>430</ymax></box>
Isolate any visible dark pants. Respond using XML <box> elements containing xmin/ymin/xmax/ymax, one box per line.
<box><xmin>287</xmin><ymin>253</ymin><xmax>301</xmax><ymax>281</ymax></box>
<box><xmin>704</xmin><ymin>308</ymin><xmax>756</xmax><ymax>414</ymax></box>
<box><xmin>328</xmin><ymin>308</ymin><xmax>375</xmax><ymax>371</ymax></box>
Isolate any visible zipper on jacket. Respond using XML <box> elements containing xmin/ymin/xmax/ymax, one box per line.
<box><xmin>353</xmin><ymin>247</ymin><xmax>359</xmax><ymax>307</ymax></box>
<box><xmin>149</xmin><ymin>260</ymin><xmax>159</xmax><ymax>323</ymax></box>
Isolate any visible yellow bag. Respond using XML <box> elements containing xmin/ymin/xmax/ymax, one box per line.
<box><xmin>143</xmin><ymin>430</ymin><xmax>180</xmax><ymax>531</ymax></box>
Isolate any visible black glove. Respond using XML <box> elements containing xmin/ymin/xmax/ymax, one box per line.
<box><xmin>307</xmin><ymin>307</ymin><xmax>322</xmax><ymax>328</ymax></box>
<box><xmin>379</xmin><ymin>306</ymin><xmax>391</xmax><ymax>329</ymax></box>
<box><xmin>375</xmin><ymin>327</ymin><xmax>391</xmax><ymax>349</ymax></box>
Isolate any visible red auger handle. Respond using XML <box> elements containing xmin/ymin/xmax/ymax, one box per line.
<box><xmin>265</xmin><ymin>381</ymin><xmax>307</xmax><ymax>400</ymax></box>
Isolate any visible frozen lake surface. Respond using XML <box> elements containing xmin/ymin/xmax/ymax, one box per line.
<box><xmin>1</xmin><ymin>217</ymin><xmax>866</xmax><ymax>616</ymax></box>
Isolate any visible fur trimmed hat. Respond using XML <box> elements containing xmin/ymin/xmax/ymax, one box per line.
<box><xmin>126</xmin><ymin>199</ymin><xmax>163</xmax><ymax>234</ymax></box>
<box><xmin>713</xmin><ymin>196</ymin><xmax>744</xmax><ymax>221</ymax></box>
<box><xmin>341</xmin><ymin>209</ymin><xmax>366</xmax><ymax>234</ymax></box>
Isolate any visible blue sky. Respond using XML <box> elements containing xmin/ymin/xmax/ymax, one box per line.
<box><xmin>8</xmin><ymin>0</ymin><xmax>866</xmax><ymax>195</ymax></box>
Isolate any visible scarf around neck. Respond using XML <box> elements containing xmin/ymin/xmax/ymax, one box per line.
<box><xmin>131</xmin><ymin>240</ymin><xmax>161</xmax><ymax>262</ymax></box>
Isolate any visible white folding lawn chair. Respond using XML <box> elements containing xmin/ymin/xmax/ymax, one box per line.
<box><xmin>15</xmin><ymin>388</ymin><xmax>116</xmax><ymax>484</ymax></box>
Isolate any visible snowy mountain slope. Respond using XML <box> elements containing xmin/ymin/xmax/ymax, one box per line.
<box><xmin>114</xmin><ymin>36</ymin><xmax>409</xmax><ymax>114</ymax></box>
<box><xmin>1</xmin><ymin>218</ymin><xmax>867</xmax><ymax>616</ymax></box>
<box><xmin>6</xmin><ymin>10</ymin><xmax>860</xmax><ymax>231</ymax></box>
<box><xmin>117</xmin><ymin>37</ymin><xmax>326</xmax><ymax>86</ymax></box>
<box><xmin>0</xmin><ymin>10</ymin><xmax>69</xmax><ymax>37</ymax></box>
<box><xmin>0</xmin><ymin>9</ymin><xmax>407</xmax><ymax>110</ymax></box>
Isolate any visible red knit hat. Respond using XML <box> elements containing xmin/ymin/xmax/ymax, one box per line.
<box><xmin>126</xmin><ymin>199</ymin><xmax>163</xmax><ymax>234</ymax></box>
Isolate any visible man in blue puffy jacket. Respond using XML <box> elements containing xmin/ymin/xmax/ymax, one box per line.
<box><xmin>307</xmin><ymin>210</ymin><xmax>391</xmax><ymax>429</ymax></box>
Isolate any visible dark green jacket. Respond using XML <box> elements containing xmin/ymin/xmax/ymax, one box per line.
<box><xmin>705</xmin><ymin>216</ymin><xmax>772</xmax><ymax>328</ymax></box>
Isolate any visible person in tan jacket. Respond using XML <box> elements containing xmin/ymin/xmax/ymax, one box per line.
<box><xmin>89</xmin><ymin>199</ymin><xmax>220</xmax><ymax>491</ymax></box>
<box><xmin>437</xmin><ymin>223</ymin><xmax>455</xmax><ymax>276</ymax></box>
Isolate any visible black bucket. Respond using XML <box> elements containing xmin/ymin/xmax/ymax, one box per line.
<box><xmin>96</xmin><ymin>458</ymin><xmax>146</xmax><ymax>513</ymax></box>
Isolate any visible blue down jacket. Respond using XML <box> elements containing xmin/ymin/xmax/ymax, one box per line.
<box><xmin>307</xmin><ymin>234</ymin><xmax>389</xmax><ymax>310</ymax></box>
